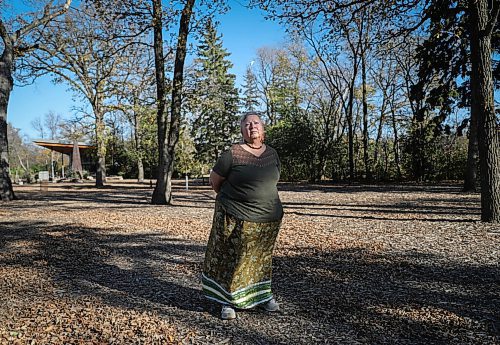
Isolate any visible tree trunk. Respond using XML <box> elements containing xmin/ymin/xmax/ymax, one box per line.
<box><xmin>134</xmin><ymin>112</ymin><xmax>144</xmax><ymax>183</ymax></box>
<box><xmin>463</xmin><ymin>112</ymin><xmax>478</xmax><ymax>192</ymax></box>
<box><xmin>136</xmin><ymin>128</ymin><xmax>144</xmax><ymax>183</ymax></box>
<box><xmin>315</xmin><ymin>126</ymin><xmax>330</xmax><ymax>182</ymax></box>
<box><xmin>50</xmin><ymin>150</ymin><xmax>55</xmax><ymax>181</ymax></box>
<box><xmin>361</xmin><ymin>45</ymin><xmax>370</xmax><ymax>180</ymax></box>
<box><xmin>315</xmin><ymin>153</ymin><xmax>327</xmax><ymax>182</ymax></box>
<box><xmin>151</xmin><ymin>0</ymin><xmax>169</xmax><ymax>204</ymax></box>
<box><xmin>95</xmin><ymin>109</ymin><xmax>106</xmax><ymax>187</ymax></box>
<box><xmin>137</xmin><ymin>159</ymin><xmax>144</xmax><ymax>183</ymax></box>
<box><xmin>347</xmin><ymin>79</ymin><xmax>356</xmax><ymax>180</ymax></box>
<box><xmin>152</xmin><ymin>0</ymin><xmax>195</xmax><ymax>204</ymax></box>
<box><xmin>390</xmin><ymin>104</ymin><xmax>402</xmax><ymax>180</ymax></box>
<box><xmin>0</xmin><ymin>2</ymin><xmax>71</xmax><ymax>199</ymax></box>
<box><xmin>0</xmin><ymin>41</ymin><xmax>15</xmax><ymax>200</ymax></box>
<box><xmin>469</xmin><ymin>0</ymin><xmax>500</xmax><ymax>222</ymax></box>
<box><xmin>373</xmin><ymin>92</ymin><xmax>387</xmax><ymax>177</ymax></box>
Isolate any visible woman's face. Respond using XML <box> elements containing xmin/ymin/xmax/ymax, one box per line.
<box><xmin>241</xmin><ymin>115</ymin><xmax>264</xmax><ymax>143</ymax></box>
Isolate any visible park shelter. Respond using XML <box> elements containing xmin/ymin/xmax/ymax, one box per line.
<box><xmin>33</xmin><ymin>139</ymin><xmax>96</xmax><ymax>179</ymax></box>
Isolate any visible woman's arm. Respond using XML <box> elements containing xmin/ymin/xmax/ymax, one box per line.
<box><xmin>209</xmin><ymin>170</ymin><xmax>226</xmax><ymax>193</ymax></box>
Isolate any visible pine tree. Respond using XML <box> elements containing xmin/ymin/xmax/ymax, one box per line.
<box><xmin>241</xmin><ymin>65</ymin><xmax>260</xmax><ymax>112</ymax></box>
<box><xmin>190</xmin><ymin>19</ymin><xmax>239</xmax><ymax>164</ymax></box>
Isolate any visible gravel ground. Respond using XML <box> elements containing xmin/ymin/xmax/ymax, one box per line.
<box><xmin>0</xmin><ymin>180</ymin><xmax>498</xmax><ymax>344</ymax></box>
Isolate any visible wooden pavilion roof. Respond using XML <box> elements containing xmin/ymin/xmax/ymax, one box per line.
<box><xmin>33</xmin><ymin>140</ymin><xmax>96</xmax><ymax>155</ymax></box>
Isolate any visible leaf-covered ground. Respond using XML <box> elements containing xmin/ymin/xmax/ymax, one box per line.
<box><xmin>0</xmin><ymin>180</ymin><xmax>498</xmax><ymax>344</ymax></box>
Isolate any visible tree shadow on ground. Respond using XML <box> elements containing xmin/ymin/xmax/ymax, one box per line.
<box><xmin>1</xmin><ymin>181</ymin><xmax>495</xmax><ymax>344</ymax></box>
<box><xmin>283</xmin><ymin>201</ymin><xmax>480</xmax><ymax>212</ymax></box>
<box><xmin>9</xmin><ymin>185</ymin><xmax>215</xmax><ymax>211</ymax></box>
<box><xmin>277</xmin><ymin>184</ymin><xmax>482</xmax><ymax>222</ymax></box>
<box><xmin>278</xmin><ymin>182</ymin><xmax>467</xmax><ymax>194</ymax></box>
<box><xmin>0</xmin><ymin>220</ymin><xmax>289</xmax><ymax>344</ymax></box>
<box><xmin>286</xmin><ymin>210</ymin><xmax>478</xmax><ymax>222</ymax></box>
<box><xmin>282</xmin><ymin>197</ymin><xmax>481</xmax><ymax>222</ymax></box>
<box><xmin>273</xmin><ymin>247</ymin><xmax>499</xmax><ymax>344</ymax></box>
<box><xmin>0</xmin><ymin>220</ymin><xmax>204</xmax><ymax>312</ymax></box>
<box><xmin>17</xmin><ymin>188</ymin><xmax>151</xmax><ymax>205</ymax></box>
<box><xmin>1</xmin><ymin>220</ymin><xmax>498</xmax><ymax>344</ymax></box>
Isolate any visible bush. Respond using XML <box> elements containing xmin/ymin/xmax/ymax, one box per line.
<box><xmin>266</xmin><ymin>117</ymin><xmax>315</xmax><ymax>181</ymax></box>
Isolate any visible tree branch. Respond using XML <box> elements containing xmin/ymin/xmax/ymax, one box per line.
<box><xmin>14</xmin><ymin>0</ymin><xmax>72</xmax><ymax>41</ymax></box>
<box><xmin>0</xmin><ymin>20</ymin><xmax>13</xmax><ymax>54</ymax></box>
<box><xmin>485</xmin><ymin>0</ymin><xmax>500</xmax><ymax>37</ymax></box>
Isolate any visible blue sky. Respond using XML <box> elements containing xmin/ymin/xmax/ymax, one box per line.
<box><xmin>8</xmin><ymin>0</ymin><xmax>287</xmax><ymax>139</ymax></box>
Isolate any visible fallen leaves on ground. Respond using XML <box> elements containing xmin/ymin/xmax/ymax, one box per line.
<box><xmin>0</xmin><ymin>181</ymin><xmax>498</xmax><ymax>344</ymax></box>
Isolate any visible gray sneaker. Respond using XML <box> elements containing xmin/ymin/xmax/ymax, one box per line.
<box><xmin>262</xmin><ymin>298</ymin><xmax>279</xmax><ymax>312</ymax></box>
<box><xmin>221</xmin><ymin>305</ymin><xmax>236</xmax><ymax>320</ymax></box>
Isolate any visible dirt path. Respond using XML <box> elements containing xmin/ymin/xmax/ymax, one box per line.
<box><xmin>1</xmin><ymin>181</ymin><xmax>498</xmax><ymax>344</ymax></box>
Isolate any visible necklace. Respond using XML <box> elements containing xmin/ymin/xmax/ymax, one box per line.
<box><xmin>245</xmin><ymin>143</ymin><xmax>263</xmax><ymax>150</ymax></box>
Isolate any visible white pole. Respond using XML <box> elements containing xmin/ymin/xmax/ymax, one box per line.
<box><xmin>61</xmin><ymin>154</ymin><xmax>65</xmax><ymax>178</ymax></box>
<box><xmin>185</xmin><ymin>174</ymin><xmax>189</xmax><ymax>190</ymax></box>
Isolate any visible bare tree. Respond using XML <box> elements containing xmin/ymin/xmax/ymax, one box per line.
<box><xmin>110</xmin><ymin>35</ymin><xmax>157</xmax><ymax>183</ymax></box>
<box><xmin>0</xmin><ymin>0</ymin><xmax>71</xmax><ymax>200</ymax></box>
<box><xmin>20</xmin><ymin>2</ymin><xmax>137</xmax><ymax>187</ymax></box>
<box><xmin>31</xmin><ymin>116</ymin><xmax>46</xmax><ymax>139</ymax></box>
<box><xmin>151</xmin><ymin>0</ymin><xmax>195</xmax><ymax>204</ymax></box>
<box><xmin>254</xmin><ymin>47</ymin><xmax>282</xmax><ymax>125</ymax></box>
<box><xmin>301</xmin><ymin>27</ymin><xmax>348</xmax><ymax>181</ymax></box>
<box><xmin>252</xmin><ymin>0</ymin><xmax>499</xmax><ymax>221</ymax></box>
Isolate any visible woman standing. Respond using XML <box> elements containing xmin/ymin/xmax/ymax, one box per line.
<box><xmin>202</xmin><ymin>112</ymin><xmax>283</xmax><ymax>320</ymax></box>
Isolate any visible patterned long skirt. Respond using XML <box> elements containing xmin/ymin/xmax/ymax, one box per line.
<box><xmin>202</xmin><ymin>201</ymin><xmax>282</xmax><ymax>309</ymax></box>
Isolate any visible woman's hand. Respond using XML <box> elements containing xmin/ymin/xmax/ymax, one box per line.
<box><xmin>209</xmin><ymin>171</ymin><xmax>225</xmax><ymax>193</ymax></box>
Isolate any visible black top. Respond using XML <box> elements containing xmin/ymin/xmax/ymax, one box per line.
<box><xmin>213</xmin><ymin>144</ymin><xmax>283</xmax><ymax>222</ymax></box>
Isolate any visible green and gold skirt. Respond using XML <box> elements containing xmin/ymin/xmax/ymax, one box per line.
<box><xmin>202</xmin><ymin>201</ymin><xmax>281</xmax><ymax>309</ymax></box>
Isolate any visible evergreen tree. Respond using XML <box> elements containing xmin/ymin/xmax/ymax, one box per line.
<box><xmin>409</xmin><ymin>2</ymin><xmax>470</xmax><ymax>183</ymax></box>
<box><xmin>190</xmin><ymin>19</ymin><xmax>239</xmax><ymax>164</ymax></box>
<box><xmin>410</xmin><ymin>0</ymin><xmax>500</xmax><ymax>221</ymax></box>
<box><xmin>241</xmin><ymin>65</ymin><xmax>260</xmax><ymax>112</ymax></box>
